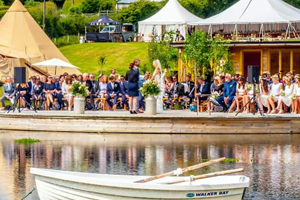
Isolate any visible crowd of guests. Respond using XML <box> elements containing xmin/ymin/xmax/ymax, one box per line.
<box><xmin>2</xmin><ymin>67</ymin><xmax>300</xmax><ymax>115</ymax></box>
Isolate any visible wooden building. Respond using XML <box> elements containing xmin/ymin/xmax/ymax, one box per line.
<box><xmin>171</xmin><ymin>41</ymin><xmax>300</xmax><ymax>81</ymax></box>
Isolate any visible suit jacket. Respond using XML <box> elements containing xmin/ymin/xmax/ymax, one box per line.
<box><xmin>27</xmin><ymin>81</ymin><xmax>34</xmax><ymax>95</ymax></box>
<box><xmin>2</xmin><ymin>83</ymin><xmax>16</xmax><ymax>97</ymax></box>
<box><xmin>107</xmin><ymin>81</ymin><xmax>120</xmax><ymax>96</ymax></box>
<box><xmin>223</xmin><ymin>80</ymin><xmax>237</xmax><ymax>98</ymax></box>
<box><xmin>84</xmin><ymin>80</ymin><xmax>93</xmax><ymax>92</ymax></box>
<box><xmin>119</xmin><ymin>81</ymin><xmax>128</xmax><ymax>96</ymax></box>
<box><xmin>198</xmin><ymin>81</ymin><xmax>211</xmax><ymax>95</ymax></box>
<box><xmin>90</xmin><ymin>80</ymin><xmax>99</xmax><ymax>95</ymax></box>
<box><xmin>55</xmin><ymin>82</ymin><xmax>61</xmax><ymax>91</ymax></box>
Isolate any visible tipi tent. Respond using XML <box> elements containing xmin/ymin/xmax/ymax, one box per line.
<box><xmin>190</xmin><ymin>0</ymin><xmax>300</xmax><ymax>34</ymax></box>
<box><xmin>0</xmin><ymin>0</ymin><xmax>81</xmax><ymax>75</ymax></box>
<box><xmin>138</xmin><ymin>0</ymin><xmax>202</xmax><ymax>42</ymax></box>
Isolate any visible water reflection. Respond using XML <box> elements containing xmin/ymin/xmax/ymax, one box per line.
<box><xmin>1</xmin><ymin>132</ymin><xmax>300</xmax><ymax>200</ymax></box>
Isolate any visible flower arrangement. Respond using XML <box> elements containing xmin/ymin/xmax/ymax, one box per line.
<box><xmin>270</xmin><ymin>94</ymin><xmax>275</xmax><ymax>99</ymax></box>
<box><xmin>211</xmin><ymin>92</ymin><xmax>219</xmax><ymax>100</ymax></box>
<box><xmin>255</xmin><ymin>89</ymin><xmax>260</xmax><ymax>93</ymax></box>
<box><xmin>246</xmin><ymin>84</ymin><xmax>252</xmax><ymax>91</ymax></box>
<box><xmin>280</xmin><ymin>89</ymin><xmax>285</xmax><ymax>96</ymax></box>
<box><xmin>69</xmin><ymin>81</ymin><xmax>89</xmax><ymax>97</ymax></box>
<box><xmin>139</xmin><ymin>80</ymin><xmax>161</xmax><ymax>98</ymax></box>
<box><xmin>291</xmin><ymin>94</ymin><xmax>296</xmax><ymax>100</ymax></box>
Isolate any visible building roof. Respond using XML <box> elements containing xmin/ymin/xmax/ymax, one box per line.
<box><xmin>0</xmin><ymin>0</ymin><xmax>81</xmax><ymax>75</ymax></box>
<box><xmin>139</xmin><ymin>0</ymin><xmax>202</xmax><ymax>25</ymax></box>
<box><xmin>190</xmin><ymin>0</ymin><xmax>300</xmax><ymax>25</ymax></box>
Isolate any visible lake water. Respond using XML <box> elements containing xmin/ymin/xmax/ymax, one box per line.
<box><xmin>1</xmin><ymin>132</ymin><xmax>300</xmax><ymax>200</ymax></box>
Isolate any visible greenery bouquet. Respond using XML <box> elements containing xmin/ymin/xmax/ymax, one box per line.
<box><xmin>246</xmin><ymin>84</ymin><xmax>252</xmax><ymax>91</ymax></box>
<box><xmin>291</xmin><ymin>94</ymin><xmax>296</xmax><ymax>100</ymax></box>
<box><xmin>69</xmin><ymin>81</ymin><xmax>89</xmax><ymax>97</ymax></box>
<box><xmin>211</xmin><ymin>92</ymin><xmax>219</xmax><ymax>100</ymax></box>
<box><xmin>139</xmin><ymin>80</ymin><xmax>161</xmax><ymax>98</ymax></box>
<box><xmin>280</xmin><ymin>89</ymin><xmax>285</xmax><ymax>96</ymax></box>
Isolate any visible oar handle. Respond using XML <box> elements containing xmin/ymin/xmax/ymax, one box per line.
<box><xmin>134</xmin><ymin>157</ymin><xmax>226</xmax><ymax>183</ymax></box>
<box><xmin>164</xmin><ymin>168</ymin><xmax>244</xmax><ymax>184</ymax></box>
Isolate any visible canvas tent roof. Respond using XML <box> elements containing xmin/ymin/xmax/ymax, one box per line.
<box><xmin>139</xmin><ymin>0</ymin><xmax>202</xmax><ymax>25</ymax></box>
<box><xmin>191</xmin><ymin>0</ymin><xmax>300</xmax><ymax>25</ymax></box>
<box><xmin>86</xmin><ymin>15</ymin><xmax>121</xmax><ymax>26</ymax></box>
<box><xmin>0</xmin><ymin>0</ymin><xmax>81</xmax><ymax>75</ymax></box>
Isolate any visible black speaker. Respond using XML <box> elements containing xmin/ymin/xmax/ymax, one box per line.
<box><xmin>247</xmin><ymin>66</ymin><xmax>259</xmax><ymax>84</ymax></box>
<box><xmin>14</xmin><ymin>67</ymin><xmax>26</xmax><ymax>83</ymax></box>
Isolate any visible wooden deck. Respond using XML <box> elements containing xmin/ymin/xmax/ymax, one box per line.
<box><xmin>0</xmin><ymin>110</ymin><xmax>299</xmax><ymax>134</ymax></box>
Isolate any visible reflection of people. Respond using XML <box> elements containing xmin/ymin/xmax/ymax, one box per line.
<box><xmin>126</xmin><ymin>63</ymin><xmax>139</xmax><ymax>114</ymax></box>
<box><xmin>151</xmin><ymin>60</ymin><xmax>165</xmax><ymax>113</ymax></box>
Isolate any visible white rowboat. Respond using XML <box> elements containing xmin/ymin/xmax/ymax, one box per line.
<box><xmin>30</xmin><ymin>168</ymin><xmax>250</xmax><ymax>200</ymax></box>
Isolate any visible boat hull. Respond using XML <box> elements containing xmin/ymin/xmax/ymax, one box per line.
<box><xmin>31</xmin><ymin>168</ymin><xmax>250</xmax><ymax>200</ymax></box>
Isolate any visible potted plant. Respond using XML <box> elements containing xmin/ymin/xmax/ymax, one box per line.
<box><xmin>139</xmin><ymin>80</ymin><xmax>161</xmax><ymax>115</ymax></box>
<box><xmin>69</xmin><ymin>81</ymin><xmax>89</xmax><ymax>114</ymax></box>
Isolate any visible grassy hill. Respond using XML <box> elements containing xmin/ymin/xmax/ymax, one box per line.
<box><xmin>59</xmin><ymin>42</ymin><xmax>151</xmax><ymax>76</ymax></box>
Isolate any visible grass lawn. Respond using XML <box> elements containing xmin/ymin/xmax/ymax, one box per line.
<box><xmin>60</xmin><ymin>42</ymin><xmax>150</xmax><ymax>76</ymax></box>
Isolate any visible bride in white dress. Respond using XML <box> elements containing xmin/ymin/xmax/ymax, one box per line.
<box><xmin>151</xmin><ymin>60</ymin><xmax>165</xmax><ymax>113</ymax></box>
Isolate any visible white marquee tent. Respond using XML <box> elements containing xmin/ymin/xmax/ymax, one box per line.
<box><xmin>138</xmin><ymin>0</ymin><xmax>202</xmax><ymax>42</ymax></box>
<box><xmin>190</xmin><ymin>0</ymin><xmax>300</xmax><ymax>37</ymax></box>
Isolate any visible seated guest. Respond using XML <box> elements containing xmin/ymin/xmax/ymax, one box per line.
<box><xmin>77</xmin><ymin>75</ymin><xmax>83</xmax><ymax>83</ymax></box>
<box><xmin>217</xmin><ymin>73</ymin><xmax>237</xmax><ymax>111</ymax></box>
<box><xmin>40</xmin><ymin>75</ymin><xmax>47</xmax><ymax>89</ymax></box>
<box><xmin>71</xmin><ymin>74</ymin><xmax>77</xmax><ymax>82</ymax></box>
<box><xmin>17</xmin><ymin>83</ymin><xmax>29</xmax><ymax>107</ymax></box>
<box><xmin>82</xmin><ymin>73</ymin><xmax>93</xmax><ymax>109</ymax></box>
<box><xmin>1</xmin><ymin>76</ymin><xmax>16</xmax><ymax>109</ymax></box>
<box><xmin>266</xmin><ymin>75</ymin><xmax>283</xmax><ymax>114</ymax></box>
<box><xmin>182</xmin><ymin>74</ymin><xmax>195</xmax><ymax>103</ymax></box>
<box><xmin>228</xmin><ymin>76</ymin><xmax>246</xmax><ymax>113</ymax></box>
<box><xmin>25</xmin><ymin>76</ymin><xmax>36</xmax><ymax>108</ymax></box>
<box><xmin>62</xmin><ymin>75</ymin><xmax>74</xmax><ymax>111</ymax></box>
<box><xmin>257</xmin><ymin>78</ymin><xmax>270</xmax><ymax>113</ymax></box>
<box><xmin>195</xmin><ymin>77</ymin><xmax>211</xmax><ymax>101</ymax></box>
<box><xmin>234</xmin><ymin>74</ymin><xmax>240</xmax><ymax>82</ymax></box>
<box><xmin>277</xmin><ymin>76</ymin><xmax>294</xmax><ymax>114</ymax></box>
<box><xmin>89</xmin><ymin>73</ymin><xmax>99</xmax><ymax>110</ymax></box>
<box><xmin>165</xmin><ymin>76</ymin><xmax>175</xmax><ymax>96</ymax></box>
<box><xmin>54</xmin><ymin>76</ymin><xmax>64</xmax><ymax>110</ymax></box>
<box><xmin>172</xmin><ymin>75</ymin><xmax>179</xmax><ymax>94</ymax></box>
<box><xmin>33</xmin><ymin>80</ymin><xmax>43</xmax><ymax>110</ymax></box>
<box><xmin>209</xmin><ymin>76</ymin><xmax>224</xmax><ymax>112</ymax></box>
<box><xmin>98</xmin><ymin>75</ymin><xmax>108</xmax><ymax>98</ymax></box>
<box><xmin>43</xmin><ymin>76</ymin><xmax>56</xmax><ymax>110</ymax></box>
<box><xmin>292</xmin><ymin>75</ymin><xmax>300</xmax><ymax>114</ymax></box>
<box><xmin>106</xmin><ymin>75</ymin><xmax>120</xmax><ymax>110</ymax></box>
<box><xmin>119</xmin><ymin>75</ymin><xmax>129</xmax><ymax>109</ymax></box>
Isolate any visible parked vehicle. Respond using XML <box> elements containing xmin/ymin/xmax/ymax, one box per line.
<box><xmin>86</xmin><ymin>23</ymin><xmax>135</xmax><ymax>43</ymax></box>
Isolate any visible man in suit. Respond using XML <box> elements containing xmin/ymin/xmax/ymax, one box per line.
<box><xmin>172</xmin><ymin>75</ymin><xmax>179</xmax><ymax>94</ymax></box>
<box><xmin>182</xmin><ymin>74</ymin><xmax>195</xmax><ymax>103</ymax></box>
<box><xmin>106</xmin><ymin>75</ymin><xmax>120</xmax><ymax>110</ymax></box>
<box><xmin>88</xmin><ymin>73</ymin><xmax>99</xmax><ymax>110</ymax></box>
<box><xmin>195</xmin><ymin>77</ymin><xmax>211</xmax><ymax>101</ymax></box>
<box><xmin>119</xmin><ymin>75</ymin><xmax>129</xmax><ymax>109</ymax></box>
<box><xmin>217</xmin><ymin>73</ymin><xmax>237</xmax><ymax>111</ymax></box>
<box><xmin>1</xmin><ymin>76</ymin><xmax>16</xmax><ymax>109</ymax></box>
<box><xmin>25</xmin><ymin>76</ymin><xmax>36</xmax><ymax>108</ymax></box>
<box><xmin>82</xmin><ymin>73</ymin><xmax>93</xmax><ymax>109</ymax></box>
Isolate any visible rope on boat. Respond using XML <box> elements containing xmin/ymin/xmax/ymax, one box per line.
<box><xmin>21</xmin><ymin>187</ymin><xmax>36</xmax><ymax>200</ymax></box>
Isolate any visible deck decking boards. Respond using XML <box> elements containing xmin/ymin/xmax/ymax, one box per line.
<box><xmin>0</xmin><ymin>110</ymin><xmax>299</xmax><ymax>134</ymax></box>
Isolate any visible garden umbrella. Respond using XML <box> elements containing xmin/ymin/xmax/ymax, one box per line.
<box><xmin>33</xmin><ymin>58</ymin><xmax>78</xmax><ymax>75</ymax></box>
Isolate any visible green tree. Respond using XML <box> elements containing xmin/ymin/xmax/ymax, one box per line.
<box><xmin>117</xmin><ymin>0</ymin><xmax>163</xmax><ymax>26</ymax></box>
<box><xmin>98</xmin><ymin>55</ymin><xmax>106</xmax><ymax>74</ymax></box>
<box><xmin>148</xmin><ymin>29</ymin><xmax>178</xmax><ymax>70</ymax></box>
<box><xmin>0</xmin><ymin>0</ymin><xmax>4</xmax><ymax>6</ymax></box>
<box><xmin>184</xmin><ymin>31</ymin><xmax>234</xmax><ymax>79</ymax></box>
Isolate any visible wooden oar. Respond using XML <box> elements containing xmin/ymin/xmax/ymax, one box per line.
<box><xmin>163</xmin><ymin>168</ymin><xmax>244</xmax><ymax>184</ymax></box>
<box><xmin>134</xmin><ymin>157</ymin><xmax>226</xmax><ymax>183</ymax></box>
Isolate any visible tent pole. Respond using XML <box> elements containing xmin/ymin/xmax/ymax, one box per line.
<box><xmin>285</xmin><ymin>23</ymin><xmax>290</xmax><ymax>40</ymax></box>
<box><xmin>55</xmin><ymin>66</ymin><xmax>57</xmax><ymax>75</ymax></box>
<box><xmin>85</xmin><ymin>26</ymin><xmax>87</xmax><ymax>41</ymax></box>
<box><xmin>290</xmin><ymin>23</ymin><xmax>300</xmax><ymax>39</ymax></box>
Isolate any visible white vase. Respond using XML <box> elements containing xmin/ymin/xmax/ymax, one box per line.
<box><xmin>74</xmin><ymin>95</ymin><xmax>85</xmax><ymax>114</ymax></box>
<box><xmin>145</xmin><ymin>95</ymin><xmax>157</xmax><ymax>115</ymax></box>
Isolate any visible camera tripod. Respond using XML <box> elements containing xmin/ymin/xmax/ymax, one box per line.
<box><xmin>7</xmin><ymin>85</ymin><xmax>37</xmax><ymax>113</ymax></box>
<box><xmin>236</xmin><ymin>79</ymin><xmax>264</xmax><ymax>117</ymax></box>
